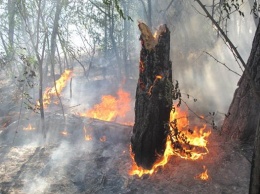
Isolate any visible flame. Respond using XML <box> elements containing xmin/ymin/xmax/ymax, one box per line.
<box><xmin>153</xmin><ymin>31</ymin><xmax>158</xmax><ymax>39</ymax></box>
<box><xmin>85</xmin><ymin>135</ymin><xmax>92</xmax><ymax>141</ymax></box>
<box><xmin>195</xmin><ymin>166</ymin><xmax>209</xmax><ymax>181</ymax></box>
<box><xmin>99</xmin><ymin>136</ymin><xmax>106</xmax><ymax>142</ymax></box>
<box><xmin>79</xmin><ymin>88</ymin><xmax>131</xmax><ymax>123</ymax></box>
<box><xmin>37</xmin><ymin>69</ymin><xmax>72</xmax><ymax>108</ymax></box>
<box><xmin>156</xmin><ymin>75</ymin><xmax>162</xmax><ymax>79</ymax></box>
<box><xmin>129</xmin><ymin>106</ymin><xmax>211</xmax><ymax>177</ymax></box>
<box><xmin>169</xmin><ymin>108</ymin><xmax>211</xmax><ymax>160</ymax></box>
<box><xmin>61</xmin><ymin>130</ymin><xmax>68</xmax><ymax>136</ymax></box>
<box><xmin>129</xmin><ymin>137</ymin><xmax>174</xmax><ymax>177</ymax></box>
<box><xmin>83</xmin><ymin>126</ymin><xmax>92</xmax><ymax>141</ymax></box>
<box><xmin>23</xmin><ymin>124</ymin><xmax>35</xmax><ymax>131</ymax></box>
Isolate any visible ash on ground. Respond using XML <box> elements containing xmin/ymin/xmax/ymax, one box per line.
<box><xmin>0</xmin><ymin>114</ymin><xmax>252</xmax><ymax>194</ymax></box>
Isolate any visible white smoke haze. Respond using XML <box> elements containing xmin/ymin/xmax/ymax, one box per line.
<box><xmin>151</xmin><ymin>0</ymin><xmax>256</xmax><ymax>122</ymax></box>
<box><xmin>0</xmin><ymin>1</ymin><xmax>256</xmax><ymax>193</ymax></box>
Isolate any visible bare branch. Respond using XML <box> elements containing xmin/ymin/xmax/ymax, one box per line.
<box><xmin>89</xmin><ymin>0</ymin><xmax>110</xmax><ymax>17</ymax></box>
<box><xmin>165</xmin><ymin>0</ymin><xmax>175</xmax><ymax>12</ymax></box>
<box><xmin>204</xmin><ymin>51</ymin><xmax>242</xmax><ymax>76</ymax></box>
<box><xmin>195</xmin><ymin>0</ymin><xmax>260</xmax><ymax>101</ymax></box>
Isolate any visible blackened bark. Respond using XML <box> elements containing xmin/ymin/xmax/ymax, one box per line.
<box><xmin>249</xmin><ymin>114</ymin><xmax>260</xmax><ymax>194</ymax></box>
<box><xmin>222</xmin><ymin>21</ymin><xmax>260</xmax><ymax>142</ymax></box>
<box><xmin>131</xmin><ymin>24</ymin><xmax>172</xmax><ymax>170</ymax></box>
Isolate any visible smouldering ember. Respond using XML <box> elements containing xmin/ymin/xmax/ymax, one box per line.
<box><xmin>79</xmin><ymin>88</ymin><xmax>131</xmax><ymax>123</ymax></box>
<box><xmin>37</xmin><ymin>69</ymin><xmax>72</xmax><ymax>108</ymax></box>
<box><xmin>99</xmin><ymin>136</ymin><xmax>106</xmax><ymax>142</ymax></box>
<box><xmin>61</xmin><ymin>130</ymin><xmax>68</xmax><ymax>136</ymax></box>
<box><xmin>129</xmin><ymin>107</ymin><xmax>211</xmax><ymax>177</ymax></box>
<box><xmin>195</xmin><ymin>165</ymin><xmax>209</xmax><ymax>181</ymax></box>
<box><xmin>85</xmin><ymin>135</ymin><xmax>92</xmax><ymax>141</ymax></box>
<box><xmin>23</xmin><ymin>124</ymin><xmax>35</xmax><ymax>131</ymax></box>
<box><xmin>83</xmin><ymin>126</ymin><xmax>92</xmax><ymax>141</ymax></box>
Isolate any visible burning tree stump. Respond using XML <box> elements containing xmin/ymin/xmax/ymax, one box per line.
<box><xmin>131</xmin><ymin>23</ymin><xmax>173</xmax><ymax>170</ymax></box>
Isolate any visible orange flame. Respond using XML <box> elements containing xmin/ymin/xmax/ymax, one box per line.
<box><xmin>85</xmin><ymin>135</ymin><xmax>92</xmax><ymax>141</ymax></box>
<box><xmin>61</xmin><ymin>130</ymin><xmax>68</xmax><ymax>136</ymax></box>
<box><xmin>38</xmin><ymin>69</ymin><xmax>72</xmax><ymax>108</ymax></box>
<box><xmin>23</xmin><ymin>124</ymin><xmax>35</xmax><ymax>131</ymax></box>
<box><xmin>195</xmin><ymin>166</ymin><xmax>209</xmax><ymax>181</ymax></box>
<box><xmin>129</xmin><ymin>106</ymin><xmax>211</xmax><ymax>177</ymax></box>
<box><xmin>129</xmin><ymin>137</ymin><xmax>174</xmax><ymax>177</ymax></box>
<box><xmin>155</xmin><ymin>75</ymin><xmax>162</xmax><ymax>79</ymax></box>
<box><xmin>83</xmin><ymin>126</ymin><xmax>92</xmax><ymax>141</ymax></box>
<box><xmin>79</xmin><ymin>89</ymin><xmax>131</xmax><ymax>123</ymax></box>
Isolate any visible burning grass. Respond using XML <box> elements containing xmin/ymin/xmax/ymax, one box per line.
<box><xmin>129</xmin><ymin>106</ymin><xmax>211</xmax><ymax>178</ymax></box>
<box><xmin>37</xmin><ymin>69</ymin><xmax>72</xmax><ymax>108</ymax></box>
<box><xmin>195</xmin><ymin>165</ymin><xmax>209</xmax><ymax>181</ymax></box>
<box><xmin>79</xmin><ymin>88</ymin><xmax>131</xmax><ymax>124</ymax></box>
<box><xmin>23</xmin><ymin>124</ymin><xmax>35</xmax><ymax>131</ymax></box>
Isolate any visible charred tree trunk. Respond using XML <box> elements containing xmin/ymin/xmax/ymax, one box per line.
<box><xmin>222</xmin><ymin>21</ymin><xmax>260</xmax><ymax>142</ymax></box>
<box><xmin>249</xmin><ymin>114</ymin><xmax>260</xmax><ymax>194</ymax></box>
<box><xmin>131</xmin><ymin>24</ymin><xmax>172</xmax><ymax>170</ymax></box>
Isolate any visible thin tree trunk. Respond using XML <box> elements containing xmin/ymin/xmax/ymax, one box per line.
<box><xmin>57</xmin><ymin>32</ymin><xmax>69</xmax><ymax>70</ymax></box>
<box><xmin>57</xmin><ymin>46</ymin><xmax>62</xmax><ymax>75</ymax></box>
<box><xmin>109</xmin><ymin>3</ymin><xmax>121</xmax><ymax>80</ymax></box>
<box><xmin>39</xmin><ymin>34</ymin><xmax>47</xmax><ymax>139</ymax></box>
<box><xmin>104</xmin><ymin>8</ymin><xmax>108</xmax><ymax>59</ymax></box>
<box><xmin>50</xmin><ymin>0</ymin><xmax>65</xmax><ymax>120</ymax></box>
<box><xmin>8</xmin><ymin>0</ymin><xmax>15</xmax><ymax>53</ymax></box>
<box><xmin>123</xmin><ymin>0</ymin><xmax>129</xmax><ymax>78</ymax></box>
<box><xmin>212</xmin><ymin>0</ymin><xmax>215</xmax><ymax>18</ymax></box>
<box><xmin>0</xmin><ymin>32</ymin><xmax>8</xmax><ymax>55</ymax></box>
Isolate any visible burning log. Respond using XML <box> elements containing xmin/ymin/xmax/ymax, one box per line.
<box><xmin>131</xmin><ymin>23</ymin><xmax>173</xmax><ymax>170</ymax></box>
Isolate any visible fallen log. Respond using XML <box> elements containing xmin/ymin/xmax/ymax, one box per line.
<box><xmin>131</xmin><ymin>23</ymin><xmax>173</xmax><ymax>170</ymax></box>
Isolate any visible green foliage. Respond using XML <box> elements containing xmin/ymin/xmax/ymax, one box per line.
<box><xmin>103</xmin><ymin>0</ymin><xmax>133</xmax><ymax>21</ymax></box>
<box><xmin>15</xmin><ymin>53</ymin><xmax>39</xmax><ymax>113</ymax></box>
<box><xmin>250</xmin><ymin>1</ymin><xmax>260</xmax><ymax>18</ymax></box>
<box><xmin>221</xmin><ymin>0</ymin><xmax>244</xmax><ymax>18</ymax></box>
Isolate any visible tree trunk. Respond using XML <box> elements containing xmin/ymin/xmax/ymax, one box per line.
<box><xmin>123</xmin><ymin>0</ymin><xmax>129</xmax><ymax>78</ymax></box>
<box><xmin>131</xmin><ymin>24</ymin><xmax>172</xmax><ymax>170</ymax></box>
<box><xmin>221</xmin><ymin>21</ymin><xmax>260</xmax><ymax>142</ymax></box>
<box><xmin>109</xmin><ymin>3</ymin><xmax>121</xmax><ymax>80</ymax></box>
<box><xmin>249</xmin><ymin>114</ymin><xmax>260</xmax><ymax>194</ymax></box>
<box><xmin>8</xmin><ymin>0</ymin><xmax>16</xmax><ymax>52</ymax></box>
<box><xmin>49</xmin><ymin>0</ymin><xmax>65</xmax><ymax>122</ymax></box>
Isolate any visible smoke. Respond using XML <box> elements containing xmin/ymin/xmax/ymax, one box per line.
<box><xmin>152</xmin><ymin>0</ymin><xmax>256</xmax><ymax>120</ymax></box>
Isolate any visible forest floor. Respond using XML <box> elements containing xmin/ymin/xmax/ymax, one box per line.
<box><xmin>0</xmin><ymin>67</ymin><xmax>254</xmax><ymax>194</ymax></box>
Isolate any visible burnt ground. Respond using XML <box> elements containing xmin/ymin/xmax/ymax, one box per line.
<box><xmin>0</xmin><ymin>115</ymin><xmax>253</xmax><ymax>194</ymax></box>
<box><xmin>0</xmin><ymin>67</ymin><xmax>254</xmax><ymax>194</ymax></box>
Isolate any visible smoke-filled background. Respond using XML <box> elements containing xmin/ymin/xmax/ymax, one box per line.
<box><xmin>0</xmin><ymin>0</ymin><xmax>257</xmax><ymax>193</ymax></box>
<box><xmin>153</xmin><ymin>1</ymin><xmax>256</xmax><ymax>114</ymax></box>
